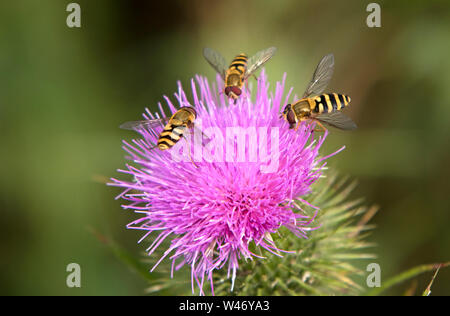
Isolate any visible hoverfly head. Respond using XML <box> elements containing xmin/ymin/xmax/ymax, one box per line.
<box><xmin>230</xmin><ymin>86</ymin><xmax>242</xmax><ymax>96</ymax></box>
<box><xmin>282</xmin><ymin>104</ymin><xmax>297</xmax><ymax>129</ymax></box>
<box><xmin>225</xmin><ymin>86</ymin><xmax>242</xmax><ymax>100</ymax></box>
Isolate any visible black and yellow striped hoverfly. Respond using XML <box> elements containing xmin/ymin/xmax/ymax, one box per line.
<box><xmin>120</xmin><ymin>106</ymin><xmax>200</xmax><ymax>152</ymax></box>
<box><xmin>282</xmin><ymin>54</ymin><xmax>356</xmax><ymax>132</ymax></box>
<box><xmin>203</xmin><ymin>47</ymin><xmax>277</xmax><ymax>100</ymax></box>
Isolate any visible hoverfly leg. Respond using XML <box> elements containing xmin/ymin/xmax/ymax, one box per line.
<box><xmin>150</xmin><ymin>143</ymin><xmax>159</xmax><ymax>150</ymax></box>
<box><xmin>315</xmin><ymin>120</ymin><xmax>328</xmax><ymax>133</ymax></box>
<box><xmin>188</xmin><ymin>148</ymin><xmax>198</xmax><ymax>168</ymax></box>
<box><xmin>183</xmin><ymin>132</ymin><xmax>199</xmax><ymax>168</ymax></box>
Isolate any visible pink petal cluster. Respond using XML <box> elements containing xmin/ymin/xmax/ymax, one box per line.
<box><xmin>110</xmin><ymin>71</ymin><xmax>341</xmax><ymax>295</ymax></box>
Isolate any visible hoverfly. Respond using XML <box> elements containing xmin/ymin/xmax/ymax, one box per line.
<box><xmin>282</xmin><ymin>54</ymin><xmax>357</xmax><ymax>132</ymax></box>
<box><xmin>120</xmin><ymin>107</ymin><xmax>200</xmax><ymax>162</ymax></box>
<box><xmin>203</xmin><ymin>47</ymin><xmax>277</xmax><ymax>100</ymax></box>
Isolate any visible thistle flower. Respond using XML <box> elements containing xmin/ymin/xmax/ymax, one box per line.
<box><xmin>110</xmin><ymin>71</ymin><xmax>343</xmax><ymax>295</ymax></box>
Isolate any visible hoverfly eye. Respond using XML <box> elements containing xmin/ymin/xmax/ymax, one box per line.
<box><xmin>287</xmin><ymin>108</ymin><xmax>296</xmax><ymax>125</ymax></box>
<box><xmin>224</xmin><ymin>87</ymin><xmax>232</xmax><ymax>96</ymax></box>
<box><xmin>231</xmin><ymin>86</ymin><xmax>242</xmax><ymax>96</ymax></box>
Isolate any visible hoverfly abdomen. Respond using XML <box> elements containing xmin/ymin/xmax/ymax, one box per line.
<box><xmin>157</xmin><ymin>125</ymin><xmax>186</xmax><ymax>150</ymax></box>
<box><xmin>335</xmin><ymin>93</ymin><xmax>351</xmax><ymax>110</ymax></box>
<box><xmin>157</xmin><ymin>136</ymin><xmax>174</xmax><ymax>150</ymax></box>
<box><xmin>155</xmin><ymin>107</ymin><xmax>196</xmax><ymax>150</ymax></box>
<box><xmin>229</xmin><ymin>53</ymin><xmax>248</xmax><ymax>74</ymax></box>
<box><xmin>312</xmin><ymin>93</ymin><xmax>351</xmax><ymax>114</ymax></box>
<box><xmin>333</xmin><ymin>93</ymin><xmax>351</xmax><ymax>110</ymax></box>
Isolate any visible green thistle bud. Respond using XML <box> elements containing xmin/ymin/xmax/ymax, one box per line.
<box><xmin>212</xmin><ymin>174</ymin><xmax>377</xmax><ymax>296</ymax></box>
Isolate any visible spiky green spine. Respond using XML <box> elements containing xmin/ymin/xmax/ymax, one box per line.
<box><xmin>212</xmin><ymin>175</ymin><xmax>377</xmax><ymax>296</ymax></box>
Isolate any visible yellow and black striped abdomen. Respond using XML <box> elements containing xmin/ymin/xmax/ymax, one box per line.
<box><xmin>228</xmin><ymin>53</ymin><xmax>248</xmax><ymax>76</ymax></box>
<box><xmin>157</xmin><ymin>124</ymin><xmax>186</xmax><ymax>150</ymax></box>
<box><xmin>311</xmin><ymin>93</ymin><xmax>351</xmax><ymax>114</ymax></box>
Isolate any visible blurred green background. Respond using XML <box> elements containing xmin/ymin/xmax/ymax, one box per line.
<box><xmin>0</xmin><ymin>0</ymin><xmax>449</xmax><ymax>295</ymax></box>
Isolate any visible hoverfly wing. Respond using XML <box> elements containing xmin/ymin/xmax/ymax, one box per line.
<box><xmin>203</xmin><ymin>47</ymin><xmax>228</xmax><ymax>80</ymax></box>
<box><xmin>119</xmin><ymin>118</ymin><xmax>168</xmax><ymax>131</ymax></box>
<box><xmin>197</xmin><ymin>127</ymin><xmax>213</xmax><ymax>144</ymax></box>
<box><xmin>315</xmin><ymin>111</ymin><xmax>357</xmax><ymax>130</ymax></box>
<box><xmin>245</xmin><ymin>47</ymin><xmax>277</xmax><ymax>80</ymax></box>
<box><xmin>303</xmin><ymin>53</ymin><xmax>334</xmax><ymax>98</ymax></box>
<box><xmin>183</xmin><ymin>125</ymin><xmax>212</xmax><ymax>144</ymax></box>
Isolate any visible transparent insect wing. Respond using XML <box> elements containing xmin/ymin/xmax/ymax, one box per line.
<box><xmin>180</xmin><ymin>125</ymin><xmax>212</xmax><ymax>148</ymax></box>
<box><xmin>197</xmin><ymin>126</ymin><xmax>212</xmax><ymax>143</ymax></box>
<box><xmin>119</xmin><ymin>118</ymin><xmax>168</xmax><ymax>131</ymax></box>
<box><xmin>203</xmin><ymin>47</ymin><xmax>228</xmax><ymax>80</ymax></box>
<box><xmin>303</xmin><ymin>53</ymin><xmax>335</xmax><ymax>98</ymax></box>
<box><xmin>245</xmin><ymin>47</ymin><xmax>277</xmax><ymax>79</ymax></box>
<box><xmin>316</xmin><ymin>111</ymin><xmax>357</xmax><ymax>130</ymax></box>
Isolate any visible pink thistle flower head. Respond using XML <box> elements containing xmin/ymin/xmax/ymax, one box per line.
<box><xmin>110</xmin><ymin>70</ymin><xmax>342</xmax><ymax>295</ymax></box>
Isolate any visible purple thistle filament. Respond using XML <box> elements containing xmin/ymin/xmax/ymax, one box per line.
<box><xmin>110</xmin><ymin>71</ymin><xmax>342</xmax><ymax>295</ymax></box>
